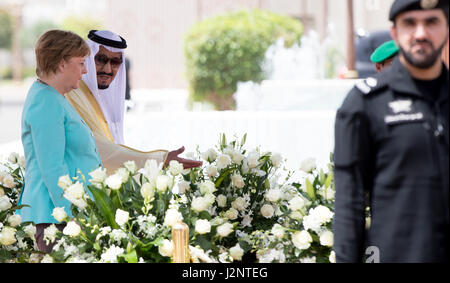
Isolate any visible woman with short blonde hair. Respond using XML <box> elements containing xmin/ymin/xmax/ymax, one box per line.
<box><xmin>18</xmin><ymin>30</ymin><xmax>103</xmax><ymax>253</ymax></box>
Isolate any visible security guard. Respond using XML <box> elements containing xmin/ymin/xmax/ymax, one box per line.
<box><xmin>333</xmin><ymin>0</ymin><xmax>449</xmax><ymax>263</ymax></box>
<box><xmin>370</xmin><ymin>40</ymin><xmax>399</xmax><ymax>72</ymax></box>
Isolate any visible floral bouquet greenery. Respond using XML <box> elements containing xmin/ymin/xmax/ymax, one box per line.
<box><xmin>176</xmin><ymin>134</ymin><xmax>335</xmax><ymax>263</ymax></box>
<box><xmin>0</xmin><ymin>153</ymin><xmax>37</xmax><ymax>263</ymax></box>
<box><xmin>1</xmin><ymin>134</ymin><xmax>336</xmax><ymax>263</ymax></box>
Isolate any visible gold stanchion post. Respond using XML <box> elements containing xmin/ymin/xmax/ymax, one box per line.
<box><xmin>172</xmin><ymin>221</ymin><xmax>190</xmax><ymax>263</ymax></box>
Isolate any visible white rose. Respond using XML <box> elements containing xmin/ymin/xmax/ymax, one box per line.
<box><xmin>217</xmin><ymin>194</ymin><xmax>227</xmax><ymax>208</ymax></box>
<box><xmin>260</xmin><ymin>204</ymin><xmax>274</xmax><ymax>218</ymax></box>
<box><xmin>2</xmin><ymin>174</ymin><xmax>16</xmax><ymax>188</ymax></box>
<box><xmin>195</xmin><ymin>219</ymin><xmax>211</xmax><ymax>234</ymax></box>
<box><xmin>329</xmin><ymin>251</ymin><xmax>336</xmax><ymax>263</ymax></box>
<box><xmin>271</xmin><ymin>224</ymin><xmax>285</xmax><ymax>239</ymax></box>
<box><xmin>158</xmin><ymin>239</ymin><xmax>173</xmax><ymax>257</ymax></box>
<box><xmin>229</xmin><ymin>243</ymin><xmax>244</xmax><ymax>261</ymax></box>
<box><xmin>0</xmin><ymin>227</ymin><xmax>17</xmax><ymax>246</ymax></box>
<box><xmin>217</xmin><ymin>222</ymin><xmax>234</xmax><ymax>238</ymax></box>
<box><xmin>101</xmin><ymin>245</ymin><xmax>124</xmax><ymax>263</ymax></box>
<box><xmin>313</xmin><ymin>205</ymin><xmax>334</xmax><ymax>224</ymax></box>
<box><xmin>199</xmin><ymin>180</ymin><xmax>217</xmax><ymax>195</ymax></box>
<box><xmin>66</xmin><ymin>182</ymin><xmax>85</xmax><ymax>200</ymax></box>
<box><xmin>0</xmin><ymin>171</ymin><xmax>6</xmax><ymax>183</ymax></box>
<box><xmin>63</xmin><ymin>193</ymin><xmax>87</xmax><ymax>209</ymax></box>
<box><xmin>116</xmin><ymin>168</ymin><xmax>130</xmax><ymax>183</ymax></box>
<box><xmin>0</xmin><ymin>188</ymin><xmax>4</xmax><ymax>197</ymax></box>
<box><xmin>288</xmin><ymin>196</ymin><xmax>307</xmax><ymax>211</ymax></box>
<box><xmin>123</xmin><ymin>160</ymin><xmax>137</xmax><ymax>174</ymax></box>
<box><xmin>23</xmin><ymin>224</ymin><xmax>36</xmax><ymax>238</ymax></box>
<box><xmin>292</xmin><ymin>230</ymin><xmax>312</xmax><ymax>250</ymax></box>
<box><xmin>216</xmin><ymin>154</ymin><xmax>231</xmax><ymax>170</ymax></box>
<box><xmin>89</xmin><ymin>167</ymin><xmax>107</xmax><ymax>184</ymax></box>
<box><xmin>0</xmin><ymin>196</ymin><xmax>12</xmax><ymax>211</ymax></box>
<box><xmin>7</xmin><ymin>152</ymin><xmax>19</xmax><ymax>164</ymax></box>
<box><xmin>202</xmin><ymin>148</ymin><xmax>217</xmax><ymax>163</ymax></box>
<box><xmin>300</xmin><ymin>158</ymin><xmax>316</xmax><ymax>173</ymax></box>
<box><xmin>265</xmin><ymin>188</ymin><xmax>282</xmax><ymax>203</ymax></box>
<box><xmin>51</xmin><ymin>207</ymin><xmax>67</xmax><ymax>223</ymax></box>
<box><xmin>63</xmin><ymin>221</ymin><xmax>81</xmax><ymax>237</ymax></box>
<box><xmin>18</xmin><ymin>156</ymin><xmax>26</xmax><ymax>168</ymax></box>
<box><xmin>57</xmin><ymin>175</ymin><xmax>72</xmax><ymax>190</ymax></box>
<box><xmin>224</xmin><ymin>208</ymin><xmax>239</xmax><ymax>220</ymax></box>
<box><xmin>205</xmin><ymin>165</ymin><xmax>218</xmax><ymax>178</ymax></box>
<box><xmin>169</xmin><ymin>160</ymin><xmax>184</xmax><ymax>176</ymax></box>
<box><xmin>177</xmin><ymin>180</ymin><xmax>190</xmax><ymax>194</ymax></box>
<box><xmin>204</xmin><ymin>193</ymin><xmax>216</xmax><ymax>205</ymax></box>
<box><xmin>164</xmin><ymin>208</ymin><xmax>183</xmax><ymax>227</ymax></box>
<box><xmin>270</xmin><ymin>153</ymin><xmax>283</xmax><ymax>167</ymax></box>
<box><xmin>302</xmin><ymin>214</ymin><xmax>322</xmax><ymax>232</ymax></box>
<box><xmin>231</xmin><ymin>197</ymin><xmax>248</xmax><ymax>212</ymax></box>
<box><xmin>43</xmin><ymin>224</ymin><xmax>58</xmax><ymax>244</ymax></box>
<box><xmin>319</xmin><ymin>230</ymin><xmax>334</xmax><ymax>247</ymax></box>
<box><xmin>156</xmin><ymin>175</ymin><xmax>170</xmax><ymax>192</ymax></box>
<box><xmin>7</xmin><ymin>214</ymin><xmax>21</xmax><ymax>227</ymax></box>
<box><xmin>230</xmin><ymin>151</ymin><xmax>244</xmax><ymax>165</ymax></box>
<box><xmin>115</xmin><ymin>209</ymin><xmax>129</xmax><ymax>227</ymax></box>
<box><xmin>140</xmin><ymin>182</ymin><xmax>155</xmax><ymax>199</ymax></box>
<box><xmin>247</xmin><ymin>150</ymin><xmax>260</xmax><ymax>169</ymax></box>
<box><xmin>105</xmin><ymin>174</ymin><xmax>123</xmax><ymax>190</ymax></box>
<box><xmin>231</xmin><ymin>174</ymin><xmax>245</xmax><ymax>189</ymax></box>
<box><xmin>191</xmin><ymin>196</ymin><xmax>209</xmax><ymax>213</ymax></box>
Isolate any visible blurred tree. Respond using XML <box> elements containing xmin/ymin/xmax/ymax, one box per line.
<box><xmin>61</xmin><ymin>15</ymin><xmax>103</xmax><ymax>39</ymax></box>
<box><xmin>185</xmin><ymin>9</ymin><xmax>303</xmax><ymax>110</ymax></box>
<box><xmin>0</xmin><ymin>8</ymin><xmax>13</xmax><ymax>49</ymax></box>
<box><xmin>20</xmin><ymin>20</ymin><xmax>59</xmax><ymax>48</ymax></box>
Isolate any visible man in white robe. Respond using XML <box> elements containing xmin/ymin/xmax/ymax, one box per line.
<box><xmin>66</xmin><ymin>30</ymin><xmax>202</xmax><ymax>172</ymax></box>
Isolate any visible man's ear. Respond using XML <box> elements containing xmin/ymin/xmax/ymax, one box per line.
<box><xmin>390</xmin><ymin>25</ymin><xmax>398</xmax><ymax>45</ymax></box>
<box><xmin>375</xmin><ymin>62</ymin><xmax>383</xmax><ymax>72</ymax></box>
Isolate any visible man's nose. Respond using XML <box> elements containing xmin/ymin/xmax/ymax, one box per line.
<box><xmin>413</xmin><ymin>23</ymin><xmax>428</xmax><ymax>40</ymax></box>
<box><xmin>102</xmin><ymin>61</ymin><xmax>113</xmax><ymax>73</ymax></box>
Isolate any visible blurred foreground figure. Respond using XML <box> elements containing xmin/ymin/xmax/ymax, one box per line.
<box><xmin>333</xmin><ymin>0</ymin><xmax>449</xmax><ymax>263</ymax></box>
<box><xmin>66</xmin><ymin>30</ymin><xmax>202</xmax><ymax>172</ymax></box>
<box><xmin>370</xmin><ymin>40</ymin><xmax>399</xmax><ymax>72</ymax></box>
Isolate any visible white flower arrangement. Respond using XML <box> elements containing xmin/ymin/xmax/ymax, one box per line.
<box><xmin>0</xmin><ymin>135</ymin><xmax>338</xmax><ymax>263</ymax></box>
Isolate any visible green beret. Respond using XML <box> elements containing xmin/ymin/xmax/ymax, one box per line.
<box><xmin>389</xmin><ymin>0</ymin><xmax>449</xmax><ymax>21</ymax></box>
<box><xmin>370</xmin><ymin>40</ymin><xmax>399</xmax><ymax>63</ymax></box>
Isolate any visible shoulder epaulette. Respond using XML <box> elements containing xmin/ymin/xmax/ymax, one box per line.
<box><xmin>355</xmin><ymin>75</ymin><xmax>388</xmax><ymax>96</ymax></box>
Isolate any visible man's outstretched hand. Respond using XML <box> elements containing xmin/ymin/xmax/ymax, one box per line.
<box><xmin>164</xmin><ymin>146</ymin><xmax>203</xmax><ymax>169</ymax></box>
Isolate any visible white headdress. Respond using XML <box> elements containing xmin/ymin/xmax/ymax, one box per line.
<box><xmin>83</xmin><ymin>30</ymin><xmax>127</xmax><ymax>144</ymax></box>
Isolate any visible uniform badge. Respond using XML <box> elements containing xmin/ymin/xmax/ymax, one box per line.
<box><xmin>421</xmin><ymin>0</ymin><xmax>439</xmax><ymax>9</ymax></box>
<box><xmin>388</xmin><ymin>100</ymin><xmax>413</xmax><ymax>114</ymax></box>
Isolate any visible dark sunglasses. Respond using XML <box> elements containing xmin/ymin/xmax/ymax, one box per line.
<box><xmin>94</xmin><ymin>54</ymin><xmax>123</xmax><ymax>68</ymax></box>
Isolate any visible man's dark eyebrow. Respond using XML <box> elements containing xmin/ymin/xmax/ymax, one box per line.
<box><xmin>401</xmin><ymin>15</ymin><xmax>440</xmax><ymax>23</ymax></box>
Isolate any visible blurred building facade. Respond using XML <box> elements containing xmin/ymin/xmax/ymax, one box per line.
<box><xmin>1</xmin><ymin>0</ymin><xmax>398</xmax><ymax>88</ymax></box>
<box><xmin>104</xmin><ymin>0</ymin><xmax>394</xmax><ymax>89</ymax></box>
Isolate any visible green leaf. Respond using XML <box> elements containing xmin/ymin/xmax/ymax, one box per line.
<box><xmin>87</xmin><ymin>186</ymin><xmax>119</xmax><ymax>229</ymax></box>
<box><xmin>324</xmin><ymin>172</ymin><xmax>333</xmax><ymax>189</ymax></box>
<box><xmin>123</xmin><ymin>249</ymin><xmax>138</xmax><ymax>263</ymax></box>
<box><xmin>240</xmin><ymin>133</ymin><xmax>247</xmax><ymax>147</ymax></box>
<box><xmin>305</xmin><ymin>178</ymin><xmax>315</xmax><ymax>200</ymax></box>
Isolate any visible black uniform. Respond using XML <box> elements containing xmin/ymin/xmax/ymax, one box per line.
<box><xmin>333</xmin><ymin>57</ymin><xmax>449</xmax><ymax>263</ymax></box>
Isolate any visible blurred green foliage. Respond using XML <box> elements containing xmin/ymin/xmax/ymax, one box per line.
<box><xmin>0</xmin><ymin>8</ymin><xmax>12</xmax><ymax>49</ymax></box>
<box><xmin>185</xmin><ymin>9</ymin><xmax>303</xmax><ymax>110</ymax></box>
<box><xmin>61</xmin><ymin>15</ymin><xmax>103</xmax><ymax>39</ymax></box>
<box><xmin>20</xmin><ymin>20</ymin><xmax>59</xmax><ymax>48</ymax></box>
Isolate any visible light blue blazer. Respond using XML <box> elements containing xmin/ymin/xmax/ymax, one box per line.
<box><xmin>18</xmin><ymin>81</ymin><xmax>102</xmax><ymax>224</ymax></box>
